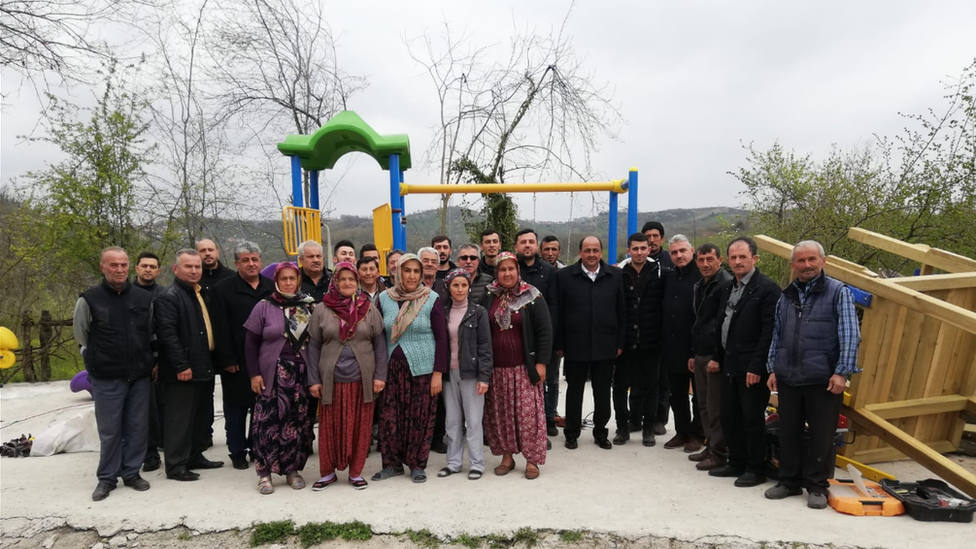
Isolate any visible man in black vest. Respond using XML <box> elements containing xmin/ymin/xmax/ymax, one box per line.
<box><xmin>708</xmin><ymin>236</ymin><xmax>781</xmax><ymax>488</ymax></box>
<box><xmin>661</xmin><ymin>235</ymin><xmax>705</xmax><ymax>453</ymax></box>
<box><xmin>133</xmin><ymin>251</ymin><xmax>165</xmax><ymax>472</ymax></box>
<box><xmin>74</xmin><ymin>247</ymin><xmax>154</xmax><ymax>501</ymax></box>
<box><xmin>195</xmin><ymin>239</ymin><xmax>233</xmax><ymax>448</ymax></box>
<box><xmin>155</xmin><ymin>249</ymin><xmax>224</xmax><ymax>481</ymax></box>
<box><xmin>298</xmin><ymin>240</ymin><xmax>331</xmax><ymax>302</ymax></box>
<box><xmin>764</xmin><ymin>240</ymin><xmax>860</xmax><ymax>509</ymax></box>
<box><xmin>555</xmin><ymin>236</ymin><xmax>626</xmax><ymax>450</ymax></box>
<box><xmin>614</xmin><ymin>233</ymin><xmax>664</xmax><ymax>446</ymax></box>
<box><xmin>210</xmin><ymin>241</ymin><xmax>275</xmax><ymax>470</ymax></box>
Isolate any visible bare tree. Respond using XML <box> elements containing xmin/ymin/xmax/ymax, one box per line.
<box><xmin>407</xmin><ymin>10</ymin><xmax>622</xmax><ymax>246</ymax></box>
<box><xmin>208</xmin><ymin>0</ymin><xmax>367</xmax><ymax>207</ymax></box>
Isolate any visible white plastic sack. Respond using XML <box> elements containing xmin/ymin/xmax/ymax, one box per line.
<box><xmin>30</xmin><ymin>408</ymin><xmax>99</xmax><ymax>456</ymax></box>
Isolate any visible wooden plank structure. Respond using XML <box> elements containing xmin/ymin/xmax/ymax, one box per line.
<box><xmin>754</xmin><ymin>229</ymin><xmax>976</xmax><ymax>497</ymax></box>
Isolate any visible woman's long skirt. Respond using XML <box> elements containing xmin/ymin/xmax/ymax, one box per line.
<box><xmin>251</xmin><ymin>354</ymin><xmax>313</xmax><ymax>477</ymax></box>
<box><xmin>484</xmin><ymin>365</ymin><xmax>547</xmax><ymax>465</ymax></box>
<box><xmin>318</xmin><ymin>381</ymin><xmax>374</xmax><ymax>478</ymax></box>
<box><xmin>378</xmin><ymin>356</ymin><xmax>436</xmax><ymax>471</ymax></box>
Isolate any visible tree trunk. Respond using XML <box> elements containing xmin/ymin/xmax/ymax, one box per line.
<box><xmin>20</xmin><ymin>311</ymin><xmax>35</xmax><ymax>383</ymax></box>
<box><xmin>38</xmin><ymin>310</ymin><xmax>53</xmax><ymax>382</ymax></box>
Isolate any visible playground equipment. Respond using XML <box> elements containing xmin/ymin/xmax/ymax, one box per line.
<box><xmin>277</xmin><ymin>111</ymin><xmax>639</xmax><ymax>264</ymax></box>
<box><xmin>0</xmin><ymin>326</ymin><xmax>18</xmax><ymax>370</ymax></box>
<box><xmin>756</xmin><ymin>229</ymin><xmax>976</xmax><ymax>498</ymax></box>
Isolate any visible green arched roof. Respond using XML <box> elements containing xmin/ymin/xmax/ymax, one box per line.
<box><xmin>277</xmin><ymin>111</ymin><xmax>411</xmax><ymax>171</ymax></box>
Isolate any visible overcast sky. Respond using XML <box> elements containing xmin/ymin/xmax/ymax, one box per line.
<box><xmin>2</xmin><ymin>0</ymin><xmax>975</xmax><ymax>223</ymax></box>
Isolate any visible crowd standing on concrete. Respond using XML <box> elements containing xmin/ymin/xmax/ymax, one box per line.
<box><xmin>73</xmin><ymin>223</ymin><xmax>860</xmax><ymax>510</ymax></box>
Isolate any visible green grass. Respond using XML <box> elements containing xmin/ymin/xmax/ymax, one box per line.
<box><xmin>176</xmin><ymin>530</ymin><xmax>191</xmax><ymax>542</ymax></box>
<box><xmin>298</xmin><ymin>521</ymin><xmax>373</xmax><ymax>547</ymax></box>
<box><xmin>250</xmin><ymin>520</ymin><xmax>295</xmax><ymax>547</ymax></box>
<box><xmin>485</xmin><ymin>534</ymin><xmax>511</xmax><ymax>548</ymax></box>
<box><xmin>512</xmin><ymin>528</ymin><xmax>538</xmax><ymax>547</ymax></box>
<box><xmin>559</xmin><ymin>530</ymin><xmax>584</xmax><ymax>543</ymax></box>
<box><xmin>407</xmin><ymin>529</ymin><xmax>441</xmax><ymax>548</ymax></box>
<box><xmin>453</xmin><ymin>533</ymin><xmax>481</xmax><ymax>548</ymax></box>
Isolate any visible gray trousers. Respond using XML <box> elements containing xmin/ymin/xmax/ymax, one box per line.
<box><xmin>693</xmin><ymin>355</ymin><xmax>726</xmax><ymax>454</ymax></box>
<box><xmin>443</xmin><ymin>374</ymin><xmax>485</xmax><ymax>472</ymax></box>
<box><xmin>90</xmin><ymin>375</ymin><xmax>151</xmax><ymax>484</ymax></box>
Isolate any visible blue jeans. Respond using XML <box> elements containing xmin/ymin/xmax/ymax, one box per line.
<box><xmin>91</xmin><ymin>375</ymin><xmax>151</xmax><ymax>483</ymax></box>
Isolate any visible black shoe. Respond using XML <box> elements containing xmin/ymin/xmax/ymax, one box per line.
<box><xmin>546</xmin><ymin>439</ymin><xmax>552</xmax><ymax>451</ymax></box>
<box><xmin>627</xmin><ymin>422</ymin><xmax>643</xmax><ymax>433</ymax></box>
<box><xmin>167</xmin><ymin>470</ymin><xmax>201</xmax><ymax>481</ymax></box>
<box><xmin>546</xmin><ymin>418</ymin><xmax>558</xmax><ymax>437</ymax></box>
<box><xmin>187</xmin><ymin>457</ymin><xmax>224</xmax><ymax>470</ymax></box>
<box><xmin>565</xmin><ymin>437</ymin><xmax>578</xmax><ymax>450</ymax></box>
<box><xmin>92</xmin><ymin>482</ymin><xmax>116</xmax><ymax>501</ymax></box>
<box><xmin>430</xmin><ymin>440</ymin><xmax>448</xmax><ymax>454</ymax></box>
<box><xmin>652</xmin><ymin>422</ymin><xmax>667</xmax><ymax>436</ymax></box>
<box><xmin>734</xmin><ymin>472</ymin><xmax>767</xmax><ymax>487</ymax></box>
<box><xmin>641</xmin><ymin>429</ymin><xmax>656</xmax><ymax>447</ymax></box>
<box><xmin>123</xmin><ymin>475</ymin><xmax>151</xmax><ymax>491</ymax></box>
<box><xmin>230</xmin><ymin>454</ymin><xmax>249</xmax><ymax>470</ymax></box>
<box><xmin>204</xmin><ymin>436</ymin><xmax>214</xmax><ymax>449</ymax></box>
<box><xmin>612</xmin><ymin>430</ymin><xmax>630</xmax><ymax>445</ymax></box>
<box><xmin>708</xmin><ymin>464</ymin><xmax>743</xmax><ymax>478</ymax></box>
<box><xmin>143</xmin><ymin>456</ymin><xmax>161</xmax><ymax>472</ymax></box>
<box><xmin>594</xmin><ymin>438</ymin><xmax>613</xmax><ymax>450</ymax></box>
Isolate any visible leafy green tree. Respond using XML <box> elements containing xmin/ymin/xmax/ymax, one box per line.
<box><xmin>734</xmin><ymin>59</ymin><xmax>976</xmax><ymax>279</ymax></box>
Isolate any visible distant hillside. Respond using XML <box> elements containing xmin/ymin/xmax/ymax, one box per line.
<box><xmin>214</xmin><ymin>205</ymin><xmax>749</xmax><ymax>265</ymax></box>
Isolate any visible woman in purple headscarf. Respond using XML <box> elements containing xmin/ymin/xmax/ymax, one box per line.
<box><xmin>243</xmin><ymin>262</ymin><xmax>315</xmax><ymax>495</ymax></box>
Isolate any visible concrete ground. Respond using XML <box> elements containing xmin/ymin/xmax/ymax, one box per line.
<box><xmin>1</xmin><ymin>380</ymin><xmax>973</xmax><ymax>548</ymax></box>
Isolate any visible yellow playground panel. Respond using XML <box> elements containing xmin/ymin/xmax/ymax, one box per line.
<box><xmin>371</xmin><ymin>203</ymin><xmax>393</xmax><ymax>276</ymax></box>
<box><xmin>281</xmin><ymin>206</ymin><xmax>322</xmax><ymax>256</ymax></box>
<box><xmin>756</xmin><ymin>229</ymin><xmax>976</xmax><ymax>497</ymax></box>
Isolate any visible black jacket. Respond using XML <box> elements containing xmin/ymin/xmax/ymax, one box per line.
<box><xmin>154</xmin><ymin>278</ymin><xmax>215</xmax><ymax>383</ymax></box>
<box><xmin>79</xmin><ymin>280</ymin><xmax>154</xmax><ymax>380</ymax></box>
<box><xmin>210</xmin><ymin>274</ymin><xmax>274</xmax><ymax>405</ymax></box>
<box><xmin>713</xmin><ymin>268</ymin><xmax>781</xmax><ymax>377</ymax></box>
<box><xmin>555</xmin><ymin>260</ymin><xmax>626</xmax><ymax>362</ymax></box>
<box><xmin>442</xmin><ymin>300</ymin><xmax>493</xmax><ymax>383</ymax></box>
<box><xmin>481</xmin><ymin>293</ymin><xmax>553</xmax><ymax>384</ymax></box>
<box><xmin>691</xmin><ymin>269</ymin><xmax>733</xmax><ymax>358</ymax></box>
<box><xmin>621</xmin><ymin>261</ymin><xmax>665</xmax><ymax>352</ymax></box>
<box><xmin>519</xmin><ymin>254</ymin><xmax>559</xmax><ymax>327</ymax></box>
<box><xmin>133</xmin><ymin>280</ymin><xmax>165</xmax><ymax>300</ymax></box>
<box><xmin>661</xmin><ymin>262</ymin><xmax>703</xmax><ymax>372</ymax></box>
<box><xmin>650</xmin><ymin>248</ymin><xmax>674</xmax><ymax>271</ymax></box>
<box><xmin>468</xmin><ymin>271</ymin><xmax>494</xmax><ymax>306</ymax></box>
<box><xmin>200</xmin><ymin>260</ymin><xmax>234</xmax><ymax>292</ymax></box>
<box><xmin>301</xmin><ymin>269</ymin><xmax>331</xmax><ymax>303</ymax></box>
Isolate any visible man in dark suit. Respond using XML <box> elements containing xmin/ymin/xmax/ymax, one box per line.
<box><xmin>555</xmin><ymin>236</ymin><xmax>626</xmax><ymax>450</ymax></box>
<box><xmin>210</xmin><ymin>242</ymin><xmax>274</xmax><ymax>470</ymax></box>
<box><xmin>708</xmin><ymin>236</ymin><xmax>781</xmax><ymax>488</ymax></box>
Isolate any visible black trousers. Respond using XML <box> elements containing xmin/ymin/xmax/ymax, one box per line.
<box><xmin>145</xmin><ymin>382</ymin><xmax>165</xmax><ymax>462</ymax></box>
<box><xmin>656</xmin><ymin>364</ymin><xmax>670</xmax><ymax>425</ymax></box>
<box><xmin>668</xmin><ymin>371</ymin><xmax>704</xmax><ymax>438</ymax></box>
<box><xmin>163</xmin><ymin>380</ymin><xmax>212</xmax><ymax>476</ymax></box>
<box><xmin>721</xmin><ymin>373</ymin><xmax>770</xmax><ymax>475</ymax></box>
<box><xmin>224</xmin><ymin>403</ymin><xmax>252</xmax><ymax>458</ymax></box>
<box><xmin>204</xmin><ymin>377</ymin><xmax>215</xmax><ymax>440</ymax></box>
<box><xmin>777</xmin><ymin>381</ymin><xmax>842</xmax><ymax>495</ymax></box>
<box><xmin>612</xmin><ymin>350</ymin><xmax>660</xmax><ymax>430</ymax></box>
<box><xmin>564</xmin><ymin>359</ymin><xmax>614</xmax><ymax>441</ymax></box>
<box><xmin>432</xmin><ymin>393</ymin><xmax>446</xmax><ymax>445</ymax></box>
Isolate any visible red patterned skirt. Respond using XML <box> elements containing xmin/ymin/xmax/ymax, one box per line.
<box><xmin>484</xmin><ymin>365</ymin><xmax>547</xmax><ymax>465</ymax></box>
<box><xmin>318</xmin><ymin>381</ymin><xmax>374</xmax><ymax>478</ymax></box>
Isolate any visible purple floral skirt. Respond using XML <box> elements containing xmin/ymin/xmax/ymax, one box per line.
<box><xmin>250</xmin><ymin>354</ymin><xmax>313</xmax><ymax>477</ymax></box>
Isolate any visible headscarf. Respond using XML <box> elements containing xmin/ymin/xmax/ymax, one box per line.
<box><xmin>444</xmin><ymin>268</ymin><xmax>471</xmax><ymax>304</ymax></box>
<box><xmin>384</xmin><ymin>253</ymin><xmax>432</xmax><ymax>344</ymax></box>
<box><xmin>485</xmin><ymin>251</ymin><xmax>541</xmax><ymax>330</ymax></box>
<box><xmin>267</xmin><ymin>262</ymin><xmax>315</xmax><ymax>352</ymax></box>
<box><xmin>322</xmin><ymin>261</ymin><xmax>371</xmax><ymax>342</ymax></box>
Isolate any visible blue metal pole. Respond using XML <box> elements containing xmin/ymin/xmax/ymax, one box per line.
<box><xmin>608</xmin><ymin>191</ymin><xmax>619</xmax><ymax>263</ymax></box>
<box><xmin>389</xmin><ymin>154</ymin><xmax>403</xmax><ymax>251</ymax></box>
<box><xmin>627</xmin><ymin>168</ymin><xmax>638</xmax><ymax>237</ymax></box>
<box><xmin>309</xmin><ymin>170</ymin><xmax>320</xmax><ymax>210</ymax></box>
<box><xmin>399</xmin><ymin>169</ymin><xmax>407</xmax><ymax>249</ymax></box>
<box><xmin>290</xmin><ymin>156</ymin><xmax>303</xmax><ymax>208</ymax></box>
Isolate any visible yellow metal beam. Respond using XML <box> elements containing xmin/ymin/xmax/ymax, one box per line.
<box><xmin>399</xmin><ymin>180</ymin><xmax>628</xmax><ymax>196</ymax></box>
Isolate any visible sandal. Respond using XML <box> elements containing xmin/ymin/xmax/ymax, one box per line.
<box><xmin>371</xmin><ymin>467</ymin><xmax>404</xmax><ymax>481</ymax></box>
<box><xmin>312</xmin><ymin>475</ymin><xmax>337</xmax><ymax>491</ymax></box>
<box><xmin>286</xmin><ymin>472</ymin><xmax>306</xmax><ymax>490</ymax></box>
<box><xmin>348</xmin><ymin>477</ymin><xmax>369</xmax><ymax>490</ymax></box>
<box><xmin>257</xmin><ymin>476</ymin><xmax>274</xmax><ymax>495</ymax></box>
<box><xmin>468</xmin><ymin>470</ymin><xmax>483</xmax><ymax>480</ymax></box>
<box><xmin>493</xmin><ymin>460</ymin><xmax>515</xmax><ymax>476</ymax></box>
<box><xmin>411</xmin><ymin>469</ymin><xmax>427</xmax><ymax>483</ymax></box>
<box><xmin>437</xmin><ymin>467</ymin><xmax>459</xmax><ymax>478</ymax></box>
<box><xmin>525</xmin><ymin>463</ymin><xmax>540</xmax><ymax>480</ymax></box>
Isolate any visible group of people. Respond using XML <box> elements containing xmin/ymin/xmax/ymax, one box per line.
<box><xmin>75</xmin><ymin>222</ymin><xmax>859</xmax><ymax>511</ymax></box>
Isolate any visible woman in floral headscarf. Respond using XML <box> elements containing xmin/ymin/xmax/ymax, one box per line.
<box><xmin>482</xmin><ymin>252</ymin><xmax>552</xmax><ymax>479</ymax></box>
<box><xmin>372</xmin><ymin>253</ymin><xmax>448</xmax><ymax>484</ymax></box>
<box><xmin>243</xmin><ymin>262</ymin><xmax>316</xmax><ymax>494</ymax></box>
<box><xmin>308</xmin><ymin>262</ymin><xmax>388</xmax><ymax>491</ymax></box>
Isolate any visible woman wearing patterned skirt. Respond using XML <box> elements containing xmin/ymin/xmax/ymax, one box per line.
<box><xmin>483</xmin><ymin>252</ymin><xmax>552</xmax><ymax>479</ymax></box>
<box><xmin>372</xmin><ymin>253</ymin><xmax>448</xmax><ymax>484</ymax></box>
<box><xmin>243</xmin><ymin>262</ymin><xmax>315</xmax><ymax>494</ymax></box>
<box><xmin>307</xmin><ymin>262</ymin><xmax>388</xmax><ymax>491</ymax></box>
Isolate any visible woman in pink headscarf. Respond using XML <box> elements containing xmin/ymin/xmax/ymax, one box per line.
<box><xmin>482</xmin><ymin>252</ymin><xmax>552</xmax><ymax>479</ymax></box>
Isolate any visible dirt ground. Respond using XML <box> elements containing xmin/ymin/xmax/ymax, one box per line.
<box><xmin>1</xmin><ymin>380</ymin><xmax>974</xmax><ymax>549</ymax></box>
